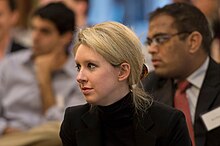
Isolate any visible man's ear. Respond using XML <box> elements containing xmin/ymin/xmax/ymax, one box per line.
<box><xmin>187</xmin><ymin>31</ymin><xmax>202</xmax><ymax>53</ymax></box>
<box><xmin>118</xmin><ymin>62</ymin><xmax>130</xmax><ymax>81</ymax></box>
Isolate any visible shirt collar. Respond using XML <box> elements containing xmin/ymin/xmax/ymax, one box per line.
<box><xmin>20</xmin><ymin>50</ymin><xmax>33</xmax><ymax>65</ymax></box>
<box><xmin>187</xmin><ymin>57</ymin><xmax>209</xmax><ymax>89</ymax></box>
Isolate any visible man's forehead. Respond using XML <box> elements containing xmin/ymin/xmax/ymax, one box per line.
<box><xmin>31</xmin><ymin>17</ymin><xmax>57</xmax><ymax>30</ymax></box>
<box><xmin>150</xmin><ymin>14</ymin><xmax>175</xmax><ymax>27</ymax></box>
<box><xmin>148</xmin><ymin>15</ymin><xmax>176</xmax><ymax>35</ymax></box>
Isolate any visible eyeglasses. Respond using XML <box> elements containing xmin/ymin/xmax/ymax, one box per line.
<box><xmin>146</xmin><ymin>32</ymin><xmax>191</xmax><ymax>46</ymax></box>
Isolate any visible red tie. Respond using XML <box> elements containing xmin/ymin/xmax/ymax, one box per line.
<box><xmin>174</xmin><ymin>81</ymin><xmax>195</xmax><ymax>146</ymax></box>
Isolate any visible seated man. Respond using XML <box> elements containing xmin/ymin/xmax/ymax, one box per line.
<box><xmin>142</xmin><ymin>3</ymin><xmax>220</xmax><ymax>146</ymax></box>
<box><xmin>0</xmin><ymin>2</ymin><xmax>85</xmax><ymax>146</ymax></box>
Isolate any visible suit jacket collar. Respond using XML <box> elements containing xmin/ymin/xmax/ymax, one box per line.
<box><xmin>75</xmin><ymin>108</ymin><xmax>102</xmax><ymax>146</ymax></box>
<box><xmin>76</xmin><ymin>107</ymin><xmax>156</xmax><ymax>146</ymax></box>
<box><xmin>133</xmin><ymin>112</ymin><xmax>156</xmax><ymax>146</ymax></box>
<box><xmin>192</xmin><ymin>58</ymin><xmax>220</xmax><ymax>146</ymax></box>
<box><xmin>195</xmin><ymin>58</ymin><xmax>220</xmax><ymax>120</ymax></box>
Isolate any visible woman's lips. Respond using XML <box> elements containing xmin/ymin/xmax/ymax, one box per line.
<box><xmin>81</xmin><ymin>87</ymin><xmax>93</xmax><ymax>95</ymax></box>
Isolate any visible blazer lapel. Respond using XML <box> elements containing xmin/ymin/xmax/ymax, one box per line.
<box><xmin>76</xmin><ymin>107</ymin><xmax>157</xmax><ymax>146</ymax></box>
<box><xmin>134</xmin><ymin>112</ymin><xmax>156</xmax><ymax>146</ymax></box>
<box><xmin>194</xmin><ymin>59</ymin><xmax>220</xmax><ymax>146</ymax></box>
<box><xmin>195</xmin><ymin>59</ymin><xmax>220</xmax><ymax>120</ymax></box>
<box><xmin>76</xmin><ymin>109</ymin><xmax>102</xmax><ymax>146</ymax></box>
<box><xmin>195</xmin><ymin>85</ymin><xmax>219</xmax><ymax>119</ymax></box>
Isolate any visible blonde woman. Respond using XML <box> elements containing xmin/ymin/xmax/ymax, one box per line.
<box><xmin>60</xmin><ymin>21</ymin><xmax>191</xmax><ymax>146</ymax></box>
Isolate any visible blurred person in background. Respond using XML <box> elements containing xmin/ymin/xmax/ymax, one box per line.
<box><xmin>0</xmin><ymin>0</ymin><xmax>27</xmax><ymax>62</ymax></box>
<box><xmin>39</xmin><ymin>0</ymin><xmax>90</xmax><ymax>28</ymax></box>
<box><xmin>63</xmin><ymin>0</ymin><xmax>90</xmax><ymax>28</ymax></box>
<box><xmin>12</xmin><ymin>0</ymin><xmax>34</xmax><ymax>48</ymax></box>
<box><xmin>38</xmin><ymin>0</ymin><xmax>62</xmax><ymax>6</ymax></box>
<box><xmin>0</xmin><ymin>2</ymin><xmax>85</xmax><ymax>146</ymax></box>
<box><xmin>192</xmin><ymin>0</ymin><xmax>220</xmax><ymax>63</ymax></box>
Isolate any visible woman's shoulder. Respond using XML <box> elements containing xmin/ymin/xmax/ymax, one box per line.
<box><xmin>64</xmin><ymin>103</ymin><xmax>91</xmax><ymax>118</ymax></box>
<box><xmin>143</xmin><ymin>102</ymin><xmax>188</xmax><ymax>136</ymax></box>
<box><xmin>62</xmin><ymin>103</ymin><xmax>100</xmax><ymax>130</ymax></box>
<box><xmin>147</xmin><ymin>101</ymin><xmax>185</xmax><ymax>126</ymax></box>
<box><xmin>138</xmin><ymin>101</ymin><xmax>191</xmax><ymax>145</ymax></box>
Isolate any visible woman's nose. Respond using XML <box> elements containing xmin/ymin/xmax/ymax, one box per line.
<box><xmin>76</xmin><ymin>70</ymin><xmax>87</xmax><ymax>83</ymax></box>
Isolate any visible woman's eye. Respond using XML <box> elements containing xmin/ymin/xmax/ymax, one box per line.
<box><xmin>88</xmin><ymin>63</ymin><xmax>96</xmax><ymax>70</ymax></box>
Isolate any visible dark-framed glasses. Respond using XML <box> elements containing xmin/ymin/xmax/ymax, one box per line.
<box><xmin>146</xmin><ymin>31</ymin><xmax>191</xmax><ymax>46</ymax></box>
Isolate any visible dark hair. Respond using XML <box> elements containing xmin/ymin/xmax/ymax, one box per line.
<box><xmin>32</xmin><ymin>2</ymin><xmax>75</xmax><ymax>35</ymax></box>
<box><xmin>7</xmin><ymin>0</ymin><xmax>17</xmax><ymax>11</ymax></box>
<box><xmin>149</xmin><ymin>3</ymin><xmax>212</xmax><ymax>54</ymax></box>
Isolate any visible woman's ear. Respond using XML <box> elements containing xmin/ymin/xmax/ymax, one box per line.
<box><xmin>118</xmin><ymin>63</ymin><xmax>130</xmax><ymax>81</ymax></box>
<box><xmin>187</xmin><ymin>31</ymin><xmax>202</xmax><ymax>53</ymax></box>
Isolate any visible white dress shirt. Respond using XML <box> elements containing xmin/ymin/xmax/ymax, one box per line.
<box><xmin>186</xmin><ymin>57</ymin><xmax>209</xmax><ymax>124</ymax></box>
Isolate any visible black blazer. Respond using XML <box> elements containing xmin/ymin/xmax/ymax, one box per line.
<box><xmin>142</xmin><ymin>58</ymin><xmax>220</xmax><ymax>146</ymax></box>
<box><xmin>10</xmin><ymin>40</ymin><xmax>27</xmax><ymax>53</ymax></box>
<box><xmin>60</xmin><ymin>102</ymin><xmax>191</xmax><ymax>146</ymax></box>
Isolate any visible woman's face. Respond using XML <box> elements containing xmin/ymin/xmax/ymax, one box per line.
<box><xmin>75</xmin><ymin>44</ymin><xmax>128</xmax><ymax>106</ymax></box>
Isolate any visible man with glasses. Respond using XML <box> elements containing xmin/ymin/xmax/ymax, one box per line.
<box><xmin>142</xmin><ymin>3</ymin><xmax>220</xmax><ymax>146</ymax></box>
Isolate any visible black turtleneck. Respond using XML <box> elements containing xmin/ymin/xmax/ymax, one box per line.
<box><xmin>97</xmin><ymin>92</ymin><xmax>136</xmax><ymax>146</ymax></box>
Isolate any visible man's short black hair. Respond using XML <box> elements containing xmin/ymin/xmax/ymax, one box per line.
<box><xmin>32</xmin><ymin>2</ymin><xmax>76</xmax><ymax>35</ymax></box>
<box><xmin>149</xmin><ymin>3</ymin><xmax>212</xmax><ymax>54</ymax></box>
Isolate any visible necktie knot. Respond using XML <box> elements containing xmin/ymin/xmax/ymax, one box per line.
<box><xmin>177</xmin><ymin>80</ymin><xmax>190</xmax><ymax>93</ymax></box>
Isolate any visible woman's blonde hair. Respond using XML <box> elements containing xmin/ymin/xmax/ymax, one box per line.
<box><xmin>73</xmin><ymin>21</ymin><xmax>152</xmax><ymax>112</ymax></box>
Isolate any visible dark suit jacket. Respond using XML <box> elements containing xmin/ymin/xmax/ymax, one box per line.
<box><xmin>142</xmin><ymin>58</ymin><xmax>220</xmax><ymax>146</ymax></box>
<box><xmin>60</xmin><ymin>102</ymin><xmax>191</xmax><ymax>146</ymax></box>
<box><xmin>9</xmin><ymin>40</ymin><xmax>27</xmax><ymax>53</ymax></box>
